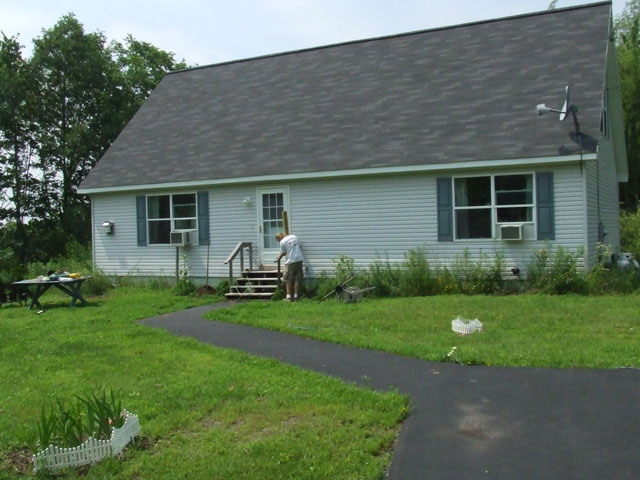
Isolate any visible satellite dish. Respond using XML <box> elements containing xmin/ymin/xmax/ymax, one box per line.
<box><xmin>559</xmin><ymin>85</ymin><xmax>570</xmax><ymax>121</ymax></box>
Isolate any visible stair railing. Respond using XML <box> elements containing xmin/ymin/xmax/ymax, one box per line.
<box><xmin>224</xmin><ymin>242</ymin><xmax>254</xmax><ymax>287</ymax></box>
<box><xmin>276</xmin><ymin>257</ymin><xmax>282</xmax><ymax>287</ymax></box>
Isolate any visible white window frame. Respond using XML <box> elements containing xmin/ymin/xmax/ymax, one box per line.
<box><xmin>453</xmin><ymin>172</ymin><xmax>536</xmax><ymax>241</ymax></box>
<box><xmin>146</xmin><ymin>192</ymin><xmax>198</xmax><ymax>245</ymax></box>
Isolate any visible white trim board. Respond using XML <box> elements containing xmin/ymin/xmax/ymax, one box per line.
<box><xmin>79</xmin><ymin>154</ymin><xmax>597</xmax><ymax>194</ymax></box>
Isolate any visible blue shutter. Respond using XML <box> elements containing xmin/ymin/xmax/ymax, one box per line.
<box><xmin>536</xmin><ymin>172</ymin><xmax>554</xmax><ymax>240</ymax></box>
<box><xmin>437</xmin><ymin>177</ymin><xmax>453</xmax><ymax>242</ymax></box>
<box><xmin>136</xmin><ymin>196</ymin><xmax>147</xmax><ymax>246</ymax></box>
<box><xmin>197</xmin><ymin>191</ymin><xmax>210</xmax><ymax>246</ymax></box>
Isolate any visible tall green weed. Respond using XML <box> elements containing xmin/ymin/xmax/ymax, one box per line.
<box><xmin>398</xmin><ymin>247</ymin><xmax>437</xmax><ymax>296</ymax></box>
<box><xmin>450</xmin><ymin>249</ymin><xmax>504</xmax><ymax>294</ymax></box>
<box><xmin>369</xmin><ymin>254</ymin><xmax>400</xmax><ymax>297</ymax></box>
<box><xmin>526</xmin><ymin>245</ymin><xmax>588</xmax><ymax>294</ymax></box>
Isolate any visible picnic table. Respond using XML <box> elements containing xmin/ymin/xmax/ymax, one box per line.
<box><xmin>12</xmin><ymin>277</ymin><xmax>89</xmax><ymax>310</ymax></box>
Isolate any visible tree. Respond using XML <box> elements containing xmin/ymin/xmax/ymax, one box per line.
<box><xmin>0</xmin><ymin>14</ymin><xmax>188</xmax><ymax>269</ymax></box>
<box><xmin>112</xmin><ymin>35</ymin><xmax>187</xmax><ymax>120</ymax></box>
<box><xmin>616</xmin><ymin>0</ymin><xmax>640</xmax><ymax>210</ymax></box>
<box><xmin>0</xmin><ymin>34</ymin><xmax>37</xmax><ymax>266</ymax></box>
<box><xmin>30</xmin><ymin>14</ymin><xmax>118</xmax><ymax>245</ymax></box>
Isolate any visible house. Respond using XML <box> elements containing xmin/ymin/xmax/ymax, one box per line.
<box><xmin>78</xmin><ymin>1</ymin><xmax>627</xmax><ymax>286</ymax></box>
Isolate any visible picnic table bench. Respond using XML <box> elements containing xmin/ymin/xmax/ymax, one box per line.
<box><xmin>12</xmin><ymin>277</ymin><xmax>89</xmax><ymax>310</ymax></box>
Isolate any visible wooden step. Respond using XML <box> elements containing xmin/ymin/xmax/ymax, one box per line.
<box><xmin>226</xmin><ymin>269</ymin><xmax>282</xmax><ymax>301</ymax></box>
<box><xmin>243</xmin><ymin>270</ymin><xmax>282</xmax><ymax>279</ymax></box>
<box><xmin>224</xmin><ymin>292</ymin><xmax>274</xmax><ymax>300</ymax></box>
<box><xmin>236</xmin><ymin>277</ymin><xmax>279</xmax><ymax>285</ymax></box>
<box><xmin>229</xmin><ymin>285</ymin><xmax>277</xmax><ymax>292</ymax></box>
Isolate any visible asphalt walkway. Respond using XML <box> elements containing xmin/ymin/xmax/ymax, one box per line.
<box><xmin>141</xmin><ymin>303</ymin><xmax>640</xmax><ymax>479</ymax></box>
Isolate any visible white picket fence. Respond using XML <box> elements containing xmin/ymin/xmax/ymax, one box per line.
<box><xmin>33</xmin><ymin>409</ymin><xmax>141</xmax><ymax>472</ymax></box>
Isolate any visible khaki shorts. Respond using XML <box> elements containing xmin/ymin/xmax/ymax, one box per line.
<box><xmin>284</xmin><ymin>261</ymin><xmax>303</xmax><ymax>283</ymax></box>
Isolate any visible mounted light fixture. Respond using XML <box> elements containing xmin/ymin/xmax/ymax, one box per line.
<box><xmin>243</xmin><ymin>196</ymin><xmax>252</xmax><ymax>207</ymax></box>
<box><xmin>102</xmin><ymin>221</ymin><xmax>114</xmax><ymax>235</ymax></box>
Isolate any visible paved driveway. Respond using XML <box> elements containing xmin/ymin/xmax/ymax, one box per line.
<box><xmin>142</xmin><ymin>304</ymin><xmax>640</xmax><ymax>479</ymax></box>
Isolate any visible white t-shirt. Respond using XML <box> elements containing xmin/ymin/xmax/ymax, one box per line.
<box><xmin>280</xmin><ymin>234</ymin><xmax>304</xmax><ymax>264</ymax></box>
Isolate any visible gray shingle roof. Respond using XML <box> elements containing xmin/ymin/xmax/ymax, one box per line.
<box><xmin>80</xmin><ymin>2</ymin><xmax>612</xmax><ymax>191</ymax></box>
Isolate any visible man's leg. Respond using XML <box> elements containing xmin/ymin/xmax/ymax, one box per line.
<box><xmin>286</xmin><ymin>280</ymin><xmax>294</xmax><ymax>300</ymax></box>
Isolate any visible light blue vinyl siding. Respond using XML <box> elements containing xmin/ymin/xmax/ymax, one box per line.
<box><xmin>91</xmin><ymin>164</ymin><xmax>588</xmax><ymax>280</ymax></box>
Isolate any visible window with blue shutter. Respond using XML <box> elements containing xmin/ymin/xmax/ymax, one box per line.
<box><xmin>536</xmin><ymin>172</ymin><xmax>554</xmax><ymax>240</ymax></box>
<box><xmin>437</xmin><ymin>177</ymin><xmax>453</xmax><ymax>242</ymax></box>
<box><xmin>197</xmin><ymin>191</ymin><xmax>210</xmax><ymax>246</ymax></box>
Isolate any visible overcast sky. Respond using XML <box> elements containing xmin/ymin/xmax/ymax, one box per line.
<box><xmin>0</xmin><ymin>1</ymin><xmax>627</xmax><ymax>67</ymax></box>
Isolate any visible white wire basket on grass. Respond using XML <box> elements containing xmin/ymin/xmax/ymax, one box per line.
<box><xmin>33</xmin><ymin>409</ymin><xmax>140</xmax><ymax>472</ymax></box>
<box><xmin>451</xmin><ymin>317</ymin><xmax>483</xmax><ymax>335</ymax></box>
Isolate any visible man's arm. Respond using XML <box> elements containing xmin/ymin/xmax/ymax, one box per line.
<box><xmin>274</xmin><ymin>252</ymin><xmax>286</xmax><ymax>263</ymax></box>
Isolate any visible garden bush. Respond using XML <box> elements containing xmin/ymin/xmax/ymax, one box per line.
<box><xmin>369</xmin><ymin>254</ymin><xmax>400</xmax><ymax>297</ymax></box>
<box><xmin>82</xmin><ymin>270</ymin><xmax>114</xmax><ymax>297</ymax></box>
<box><xmin>587</xmin><ymin>243</ymin><xmax>640</xmax><ymax>294</ymax></box>
<box><xmin>397</xmin><ymin>247</ymin><xmax>436</xmax><ymax>296</ymax></box>
<box><xmin>526</xmin><ymin>245</ymin><xmax>588</xmax><ymax>294</ymax></box>
<box><xmin>620</xmin><ymin>208</ymin><xmax>640</xmax><ymax>262</ymax></box>
<box><xmin>450</xmin><ymin>249</ymin><xmax>504</xmax><ymax>294</ymax></box>
<box><xmin>317</xmin><ymin>249</ymin><xmax>508</xmax><ymax>299</ymax></box>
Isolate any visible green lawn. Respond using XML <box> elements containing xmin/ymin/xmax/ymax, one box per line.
<box><xmin>0</xmin><ymin>288</ymin><xmax>407</xmax><ymax>479</ymax></box>
<box><xmin>208</xmin><ymin>295</ymin><xmax>640</xmax><ymax>369</ymax></box>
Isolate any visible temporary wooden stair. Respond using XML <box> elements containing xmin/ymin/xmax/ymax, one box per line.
<box><xmin>224</xmin><ymin>270</ymin><xmax>281</xmax><ymax>300</ymax></box>
<box><xmin>224</xmin><ymin>242</ymin><xmax>282</xmax><ymax>300</ymax></box>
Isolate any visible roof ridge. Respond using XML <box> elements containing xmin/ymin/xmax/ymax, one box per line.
<box><xmin>168</xmin><ymin>1</ymin><xmax>611</xmax><ymax>75</ymax></box>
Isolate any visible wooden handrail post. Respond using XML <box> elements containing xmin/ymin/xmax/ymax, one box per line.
<box><xmin>277</xmin><ymin>258</ymin><xmax>282</xmax><ymax>286</ymax></box>
<box><xmin>224</xmin><ymin>241</ymin><xmax>255</xmax><ymax>289</ymax></box>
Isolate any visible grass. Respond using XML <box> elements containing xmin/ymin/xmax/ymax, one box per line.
<box><xmin>207</xmin><ymin>295</ymin><xmax>640</xmax><ymax>369</ymax></box>
<box><xmin>0</xmin><ymin>288</ymin><xmax>407</xmax><ymax>479</ymax></box>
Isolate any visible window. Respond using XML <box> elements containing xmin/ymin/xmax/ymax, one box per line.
<box><xmin>495</xmin><ymin>174</ymin><xmax>533</xmax><ymax>223</ymax></box>
<box><xmin>454</xmin><ymin>176</ymin><xmax>492</xmax><ymax>239</ymax></box>
<box><xmin>147</xmin><ymin>193</ymin><xmax>197</xmax><ymax>245</ymax></box>
<box><xmin>454</xmin><ymin>174</ymin><xmax>534</xmax><ymax>240</ymax></box>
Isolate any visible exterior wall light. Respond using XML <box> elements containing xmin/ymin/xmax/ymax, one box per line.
<box><xmin>103</xmin><ymin>221</ymin><xmax>114</xmax><ymax>235</ymax></box>
<box><xmin>243</xmin><ymin>196</ymin><xmax>252</xmax><ymax>207</ymax></box>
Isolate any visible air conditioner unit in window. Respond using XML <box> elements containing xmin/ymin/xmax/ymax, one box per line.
<box><xmin>500</xmin><ymin>224</ymin><xmax>523</xmax><ymax>241</ymax></box>
<box><xmin>170</xmin><ymin>231</ymin><xmax>192</xmax><ymax>247</ymax></box>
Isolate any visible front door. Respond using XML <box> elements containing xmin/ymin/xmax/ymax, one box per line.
<box><xmin>257</xmin><ymin>187</ymin><xmax>289</xmax><ymax>267</ymax></box>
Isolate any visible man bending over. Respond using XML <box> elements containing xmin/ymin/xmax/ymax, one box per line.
<box><xmin>275</xmin><ymin>232</ymin><xmax>304</xmax><ymax>301</ymax></box>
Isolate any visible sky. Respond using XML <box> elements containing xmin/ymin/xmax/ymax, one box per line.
<box><xmin>0</xmin><ymin>0</ymin><xmax>628</xmax><ymax>67</ymax></box>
